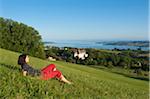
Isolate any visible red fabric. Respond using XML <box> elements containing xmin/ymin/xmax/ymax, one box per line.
<box><xmin>41</xmin><ymin>64</ymin><xmax>62</xmax><ymax>80</ymax></box>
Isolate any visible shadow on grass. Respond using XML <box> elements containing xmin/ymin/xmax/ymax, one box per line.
<box><xmin>89</xmin><ymin>65</ymin><xmax>149</xmax><ymax>81</ymax></box>
<box><xmin>110</xmin><ymin>71</ymin><xmax>149</xmax><ymax>81</ymax></box>
<box><xmin>0</xmin><ymin>63</ymin><xmax>21</xmax><ymax>72</ymax></box>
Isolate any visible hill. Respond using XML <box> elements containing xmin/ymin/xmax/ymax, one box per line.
<box><xmin>0</xmin><ymin>48</ymin><xmax>149</xmax><ymax>98</ymax></box>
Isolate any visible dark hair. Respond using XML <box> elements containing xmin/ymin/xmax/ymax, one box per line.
<box><xmin>18</xmin><ymin>54</ymin><xmax>28</xmax><ymax>65</ymax></box>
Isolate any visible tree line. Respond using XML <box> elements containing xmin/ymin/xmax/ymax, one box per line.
<box><xmin>45</xmin><ymin>46</ymin><xmax>149</xmax><ymax>72</ymax></box>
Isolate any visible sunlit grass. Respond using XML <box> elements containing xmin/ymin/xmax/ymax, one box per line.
<box><xmin>0</xmin><ymin>48</ymin><xmax>149</xmax><ymax>98</ymax></box>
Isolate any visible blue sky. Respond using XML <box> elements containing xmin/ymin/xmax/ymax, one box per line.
<box><xmin>0</xmin><ymin>0</ymin><xmax>148</xmax><ymax>41</ymax></box>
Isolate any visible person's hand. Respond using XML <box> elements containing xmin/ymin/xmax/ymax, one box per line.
<box><xmin>23</xmin><ymin>71</ymin><xmax>27</xmax><ymax>76</ymax></box>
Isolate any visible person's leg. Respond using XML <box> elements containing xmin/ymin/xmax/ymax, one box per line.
<box><xmin>59</xmin><ymin>75</ymin><xmax>72</xmax><ymax>84</ymax></box>
<box><xmin>41</xmin><ymin>64</ymin><xmax>56</xmax><ymax>80</ymax></box>
<box><xmin>41</xmin><ymin>64</ymin><xmax>72</xmax><ymax>84</ymax></box>
<box><xmin>49</xmin><ymin>70</ymin><xmax>72</xmax><ymax>84</ymax></box>
<box><xmin>41</xmin><ymin>64</ymin><xmax>56</xmax><ymax>72</ymax></box>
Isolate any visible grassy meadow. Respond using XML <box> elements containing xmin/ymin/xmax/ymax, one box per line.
<box><xmin>0</xmin><ymin>48</ymin><xmax>149</xmax><ymax>99</ymax></box>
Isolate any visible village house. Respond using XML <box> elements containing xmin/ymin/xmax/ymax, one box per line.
<box><xmin>47</xmin><ymin>56</ymin><xmax>56</xmax><ymax>61</ymax></box>
<box><xmin>73</xmin><ymin>49</ymin><xmax>88</xmax><ymax>60</ymax></box>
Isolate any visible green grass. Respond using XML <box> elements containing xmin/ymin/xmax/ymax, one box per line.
<box><xmin>0</xmin><ymin>48</ymin><xmax>149</xmax><ymax>99</ymax></box>
<box><xmin>90</xmin><ymin>65</ymin><xmax>149</xmax><ymax>81</ymax></box>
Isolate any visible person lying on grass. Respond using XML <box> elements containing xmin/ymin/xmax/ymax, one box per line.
<box><xmin>18</xmin><ymin>54</ymin><xmax>72</xmax><ymax>84</ymax></box>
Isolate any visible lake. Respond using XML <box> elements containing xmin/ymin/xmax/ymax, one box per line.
<box><xmin>44</xmin><ymin>40</ymin><xmax>149</xmax><ymax>51</ymax></box>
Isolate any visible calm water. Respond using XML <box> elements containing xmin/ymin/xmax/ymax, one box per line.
<box><xmin>44</xmin><ymin>40</ymin><xmax>149</xmax><ymax>51</ymax></box>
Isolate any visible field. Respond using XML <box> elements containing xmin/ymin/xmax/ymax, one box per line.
<box><xmin>0</xmin><ymin>48</ymin><xmax>149</xmax><ymax>99</ymax></box>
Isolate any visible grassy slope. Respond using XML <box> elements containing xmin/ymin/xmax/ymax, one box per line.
<box><xmin>0</xmin><ymin>48</ymin><xmax>149</xmax><ymax>99</ymax></box>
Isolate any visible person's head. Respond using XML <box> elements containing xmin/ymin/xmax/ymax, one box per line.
<box><xmin>18</xmin><ymin>54</ymin><xmax>29</xmax><ymax>65</ymax></box>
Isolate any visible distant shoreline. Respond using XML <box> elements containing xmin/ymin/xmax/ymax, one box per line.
<box><xmin>43</xmin><ymin>40</ymin><xmax>149</xmax><ymax>51</ymax></box>
<box><xmin>96</xmin><ymin>41</ymin><xmax>149</xmax><ymax>47</ymax></box>
<box><xmin>43</xmin><ymin>41</ymin><xmax>55</xmax><ymax>44</ymax></box>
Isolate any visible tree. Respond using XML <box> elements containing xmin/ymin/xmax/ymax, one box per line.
<box><xmin>111</xmin><ymin>54</ymin><xmax>120</xmax><ymax>66</ymax></box>
<box><xmin>0</xmin><ymin>17</ymin><xmax>45</xmax><ymax>59</ymax></box>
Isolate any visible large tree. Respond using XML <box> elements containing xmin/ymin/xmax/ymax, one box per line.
<box><xmin>0</xmin><ymin>17</ymin><xmax>45</xmax><ymax>59</ymax></box>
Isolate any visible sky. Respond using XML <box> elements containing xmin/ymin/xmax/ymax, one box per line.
<box><xmin>0</xmin><ymin>0</ymin><xmax>149</xmax><ymax>41</ymax></box>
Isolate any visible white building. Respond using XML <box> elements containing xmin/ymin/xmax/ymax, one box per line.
<box><xmin>74</xmin><ymin>49</ymin><xmax>88</xmax><ymax>60</ymax></box>
<box><xmin>47</xmin><ymin>56</ymin><xmax>56</xmax><ymax>61</ymax></box>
